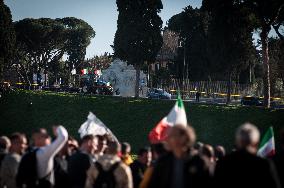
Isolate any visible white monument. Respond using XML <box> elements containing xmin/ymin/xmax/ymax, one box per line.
<box><xmin>101</xmin><ymin>58</ymin><xmax>148</xmax><ymax>97</ymax></box>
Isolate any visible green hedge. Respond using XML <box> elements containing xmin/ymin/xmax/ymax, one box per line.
<box><xmin>0</xmin><ymin>90</ymin><xmax>283</xmax><ymax>153</ymax></box>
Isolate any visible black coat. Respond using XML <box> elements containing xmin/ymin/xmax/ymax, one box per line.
<box><xmin>67</xmin><ymin>151</ymin><xmax>93</xmax><ymax>188</ymax></box>
<box><xmin>214</xmin><ymin>150</ymin><xmax>281</xmax><ymax>188</ymax></box>
<box><xmin>130</xmin><ymin>160</ymin><xmax>147</xmax><ymax>188</ymax></box>
<box><xmin>273</xmin><ymin>150</ymin><xmax>284</xmax><ymax>188</ymax></box>
<box><xmin>148</xmin><ymin>151</ymin><xmax>211</xmax><ymax>188</ymax></box>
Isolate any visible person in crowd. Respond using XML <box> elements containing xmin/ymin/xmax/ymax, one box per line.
<box><xmin>194</xmin><ymin>141</ymin><xmax>204</xmax><ymax>154</ymax></box>
<box><xmin>0</xmin><ymin>136</ymin><xmax>11</xmax><ymax>166</ymax></box>
<box><xmin>273</xmin><ymin>128</ymin><xmax>284</xmax><ymax>188</ymax></box>
<box><xmin>67</xmin><ymin>136</ymin><xmax>79</xmax><ymax>157</ymax></box>
<box><xmin>147</xmin><ymin>125</ymin><xmax>211</xmax><ymax>188</ymax></box>
<box><xmin>85</xmin><ymin>141</ymin><xmax>133</xmax><ymax>188</ymax></box>
<box><xmin>0</xmin><ymin>136</ymin><xmax>11</xmax><ymax>185</ymax></box>
<box><xmin>130</xmin><ymin>147</ymin><xmax>152</xmax><ymax>188</ymax></box>
<box><xmin>0</xmin><ymin>133</ymin><xmax>27</xmax><ymax>188</ymax></box>
<box><xmin>195</xmin><ymin>91</ymin><xmax>201</xmax><ymax>102</ymax></box>
<box><xmin>0</xmin><ymin>136</ymin><xmax>11</xmax><ymax>154</ymax></box>
<box><xmin>214</xmin><ymin>145</ymin><xmax>226</xmax><ymax>162</ymax></box>
<box><xmin>139</xmin><ymin>143</ymin><xmax>167</xmax><ymax>188</ymax></box>
<box><xmin>31</xmin><ymin>126</ymin><xmax>68</xmax><ymax>187</ymax></box>
<box><xmin>54</xmin><ymin>137</ymin><xmax>76</xmax><ymax>188</ymax></box>
<box><xmin>121</xmin><ymin>142</ymin><xmax>133</xmax><ymax>165</ymax></box>
<box><xmin>94</xmin><ymin>135</ymin><xmax>108</xmax><ymax>160</ymax></box>
<box><xmin>200</xmin><ymin>144</ymin><xmax>215</xmax><ymax>175</ymax></box>
<box><xmin>214</xmin><ymin>123</ymin><xmax>281</xmax><ymax>188</ymax></box>
<box><xmin>68</xmin><ymin>134</ymin><xmax>98</xmax><ymax>188</ymax></box>
<box><xmin>150</xmin><ymin>143</ymin><xmax>167</xmax><ymax>163</ymax></box>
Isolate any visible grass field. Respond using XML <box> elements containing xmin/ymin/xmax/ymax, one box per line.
<box><xmin>0</xmin><ymin>90</ymin><xmax>283</xmax><ymax>153</ymax></box>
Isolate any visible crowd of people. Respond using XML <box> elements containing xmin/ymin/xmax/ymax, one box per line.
<box><xmin>0</xmin><ymin>123</ymin><xmax>283</xmax><ymax>188</ymax></box>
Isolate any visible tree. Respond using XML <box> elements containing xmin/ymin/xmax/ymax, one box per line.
<box><xmin>202</xmin><ymin>0</ymin><xmax>255</xmax><ymax>103</ymax></box>
<box><xmin>0</xmin><ymin>0</ymin><xmax>16</xmax><ymax>81</ymax></box>
<box><xmin>14</xmin><ymin>18</ymin><xmax>66</xmax><ymax>85</ymax></box>
<box><xmin>152</xmin><ymin>67</ymin><xmax>171</xmax><ymax>88</ymax></box>
<box><xmin>113</xmin><ymin>0</ymin><xmax>163</xmax><ymax>97</ymax></box>
<box><xmin>88</xmin><ymin>53</ymin><xmax>113</xmax><ymax>70</ymax></box>
<box><xmin>14</xmin><ymin>17</ymin><xmax>95</xmax><ymax>85</ymax></box>
<box><xmin>168</xmin><ymin>6</ymin><xmax>212</xmax><ymax>81</ymax></box>
<box><xmin>268</xmin><ymin>38</ymin><xmax>284</xmax><ymax>96</ymax></box>
<box><xmin>58</xmin><ymin>17</ymin><xmax>95</xmax><ymax>79</ymax></box>
<box><xmin>241</xmin><ymin>0</ymin><xmax>284</xmax><ymax>107</ymax></box>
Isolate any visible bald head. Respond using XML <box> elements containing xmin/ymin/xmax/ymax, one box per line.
<box><xmin>0</xmin><ymin>136</ymin><xmax>11</xmax><ymax>152</ymax></box>
<box><xmin>235</xmin><ymin>123</ymin><xmax>260</xmax><ymax>153</ymax></box>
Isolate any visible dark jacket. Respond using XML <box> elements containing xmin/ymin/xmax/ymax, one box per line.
<box><xmin>130</xmin><ymin>160</ymin><xmax>147</xmax><ymax>188</ymax></box>
<box><xmin>273</xmin><ymin>150</ymin><xmax>284</xmax><ymax>188</ymax></box>
<box><xmin>68</xmin><ymin>151</ymin><xmax>93</xmax><ymax>188</ymax></box>
<box><xmin>214</xmin><ymin>150</ymin><xmax>281</xmax><ymax>188</ymax></box>
<box><xmin>148</xmin><ymin>151</ymin><xmax>211</xmax><ymax>188</ymax></box>
<box><xmin>54</xmin><ymin>156</ymin><xmax>70</xmax><ymax>188</ymax></box>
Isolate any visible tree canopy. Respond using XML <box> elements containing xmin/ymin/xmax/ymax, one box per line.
<box><xmin>113</xmin><ymin>0</ymin><xmax>163</xmax><ymax>97</ymax></box>
<box><xmin>0</xmin><ymin>0</ymin><xmax>16</xmax><ymax>81</ymax></box>
<box><xmin>13</xmin><ymin>17</ymin><xmax>95</xmax><ymax>85</ymax></box>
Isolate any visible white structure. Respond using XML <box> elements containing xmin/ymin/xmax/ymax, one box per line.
<box><xmin>101</xmin><ymin>58</ymin><xmax>147</xmax><ymax>97</ymax></box>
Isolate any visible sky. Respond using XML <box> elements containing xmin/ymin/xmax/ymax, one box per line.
<box><xmin>5</xmin><ymin>0</ymin><xmax>202</xmax><ymax>58</ymax></box>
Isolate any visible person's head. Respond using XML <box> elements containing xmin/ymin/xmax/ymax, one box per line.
<box><xmin>200</xmin><ymin>144</ymin><xmax>215</xmax><ymax>162</ymax></box>
<box><xmin>9</xmin><ymin>133</ymin><xmax>27</xmax><ymax>155</ymax></box>
<box><xmin>121</xmin><ymin>142</ymin><xmax>131</xmax><ymax>155</ymax></box>
<box><xmin>138</xmin><ymin>147</ymin><xmax>152</xmax><ymax>166</ymax></box>
<box><xmin>235</xmin><ymin>123</ymin><xmax>260</xmax><ymax>154</ymax></box>
<box><xmin>67</xmin><ymin>136</ymin><xmax>79</xmax><ymax>156</ymax></box>
<box><xmin>95</xmin><ymin>135</ymin><xmax>108</xmax><ymax>155</ymax></box>
<box><xmin>151</xmin><ymin>143</ymin><xmax>167</xmax><ymax>161</ymax></box>
<box><xmin>194</xmin><ymin>141</ymin><xmax>204</xmax><ymax>154</ymax></box>
<box><xmin>166</xmin><ymin>125</ymin><xmax>196</xmax><ymax>158</ymax></box>
<box><xmin>0</xmin><ymin>136</ymin><xmax>11</xmax><ymax>152</ymax></box>
<box><xmin>80</xmin><ymin>135</ymin><xmax>98</xmax><ymax>154</ymax></box>
<box><xmin>32</xmin><ymin>128</ymin><xmax>51</xmax><ymax>147</ymax></box>
<box><xmin>105</xmin><ymin>141</ymin><xmax>120</xmax><ymax>155</ymax></box>
<box><xmin>214</xmin><ymin>145</ymin><xmax>226</xmax><ymax>161</ymax></box>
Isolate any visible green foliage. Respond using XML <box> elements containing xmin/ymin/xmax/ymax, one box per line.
<box><xmin>237</xmin><ymin>0</ymin><xmax>284</xmax><ymax>107</ymax></box>
<box><xmin>168</xmin><ymin>3</ymin><xmax>256</xmax><ymax>82</ymax></box>
<box><xmin>13</xmin><ymin>17</ymin><xmax>95</xmax><ymax>84</ymax></box>
<box><xmin>0</xmin><ymin>90</ymin><xmax>284</xmax><ymax>152</ymax></box>
<box><xmin>0</xmin><ymin>1</ymin><xmax>16</xmax><ymax>80</ymax></box>
<box><xmin>113</xmin><ymin>0</ymin><xmax>163</xmax><ymax>97</ymax></box>
<box><xmin>268</xmin><ymin>38</ymin><xmax>284</xmax><ymax>96</ymax></box>
<box><xmin>152</xmin><ymin>67</ymin><xmax>172</xmax><ymax>87</ymax></box>
<box><xmin>58</xmin><ymin>17</ymin><xmax>95</xmax><ymax>70</ymax></box>
<box><xmin>204</xmin><ymin>1</ymin><xmax>255</xmax><ymax>79</ymax></box>
<box><xmin>114</xmin><ymin>0</ymin><xmax>163</xmax><ymax>63</ymax></box>
<box><xmin>87</xmin><ymin>53</ymin><xmax>113</xmax><ymax>70</ymax></box>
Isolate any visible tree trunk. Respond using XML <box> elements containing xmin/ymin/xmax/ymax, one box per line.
<box><xmin>226</xmin><ymin>73</ymin><xmax>232</xmax><ymax>104</ymax></box>
<box><xmin>135</xmin><ymin>64</ymin><xmax>141</xmax><ymax>98</ymax></box>
<box><xmin>261</xmin><ymin>25</ymin><xmax>271</xmax><ymax>108</ymax></box>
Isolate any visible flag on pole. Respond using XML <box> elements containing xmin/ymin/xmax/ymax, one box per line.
<box><xmin>78</xmin><ymin>112</ymin><xmax>119</xmax><ymax>143</ymax></box>
<box><xmin>148</xmin><ymin>93</ymin><xmax>187</xmax><ymax>144</ymax></box>
<box><xmin>81</xmin><ymin>69</ymin><xmax>88</xmax><ymax>75</ymax></box>
<box><xmin>257</xmin><ymin>126</ymin><xmax>275</xmax><ymax>158</ymax></box>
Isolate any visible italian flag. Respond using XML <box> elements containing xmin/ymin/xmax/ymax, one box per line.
<box><xmin>257</xmin><ymin>127</ymin><xmax>275</xmax><ymax>158</ymax></box>
<box><xmin>148</xmin><ymin>94</ymin><xmax>187</xmax><ymax>144</ymax></box>
<box><xmin>81</xmin><ymin>69</ymin><xmax>88</xmax><ymax>75</ymax></box>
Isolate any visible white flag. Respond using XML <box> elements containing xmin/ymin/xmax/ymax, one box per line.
<box><xmin>78</xmin><ymin>112</ymin><xmax>118</xmax><ymax>142</ymax></box>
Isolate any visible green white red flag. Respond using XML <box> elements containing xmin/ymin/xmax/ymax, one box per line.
<box><xmin>257</xmin><ymin>126</ymin><xmax>275</xmax><ymax>158</ymax></box>
<box><xmin>148</xmin><ymin>94</ymin><xmax>187</xmax><ymax>144</ymax></box>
